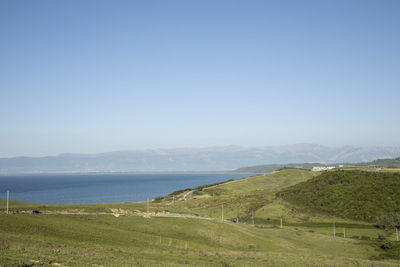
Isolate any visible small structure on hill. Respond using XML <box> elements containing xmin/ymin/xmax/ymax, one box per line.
<box><xmin>311</xmin><ymin>166</ymin><xmax>335</xmax><ymax>171</ymax></box>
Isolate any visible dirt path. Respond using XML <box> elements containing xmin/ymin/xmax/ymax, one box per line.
<box><xmin>39</xmin><ymin>209</ymin><xmax>220</xmax><ymax>221</ymax></box>
<box><xmin>178</xmin><ymin>190</ymin><xmax>193</xmax><ymax>201</ymax></box>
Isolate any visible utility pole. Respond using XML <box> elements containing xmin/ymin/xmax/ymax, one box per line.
<box><xmin>344</xmin><ymin>228</ymin><xmax>346</xmax><ymax>238</ymax></box>
<box><xmin>147</xmin><ymin>198</ymin><xmax>149</xmax><ymax>218</ymax></box>
<box><xmin>333</xmin><ymin>222</ymin><xmax>336</xmax><ymax>238</ymax></box>
<box><xmin>396</xmin><ymin>228</ymin><xmax>399</xmax><ymax>241</ymax></box>
<box><xmin>6</xmin><ymin>191</ymin><xmax>9</xmax><ymax>214</ymax></box>
<box><xmin>252</xmin><ymin>211</ymin><xmax>254</xmax><ymax>226</ymax></box>
<box><xmin>280</xmin><ymin>218</ymin><xmax>283</xmax><ymax>229</ymax></box>
<box><xmin>221</xmin><ymin>204</ymin><xmax>224</xmax><ymax>222</ymax></box>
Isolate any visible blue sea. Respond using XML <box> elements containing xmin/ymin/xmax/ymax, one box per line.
<box><xmin>0</xmin><ymin>173</ymin><xmax>251</xmax><ymax>205</ymax></box>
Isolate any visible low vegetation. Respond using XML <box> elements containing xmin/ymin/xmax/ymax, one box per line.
<box><xmin>1</xmin><ymin>168</ymin><xmax>400</xmax><ymax>265</ymax></box>
<box><xmin>277</xmin><ymin>170</ymin><xmax>400</xmax><ymax>222</ymax></box>
<box><xmin>233</xmin><ymin>163</ymin><xmax>329</xmax><ymax>173</ymax></box>
<box><xmin>357</xmin><ymin>157</ymin><xmax>400</xmax><ymax>168</ymax></box>
<box><xmin>234</xmin><ymin>157</ymin><xmax>400</xmax><ymax>174</ymax></box>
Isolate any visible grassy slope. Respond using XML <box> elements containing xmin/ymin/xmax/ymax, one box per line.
<box><xmin>171</xmin><ymin>169</ymin><xmax>392</xmax><ymax>239</ymax></box>
<box><xmin>234</xmin><ymin>163</ymin><xmax>328</xmax><ymax>173</ymax></box>
<box><xmin>1</xmin><ymin>168</ymin><xmax>400</xmax><ymax>266</ymax></box>
<box><xmin>0</xmin><ymin>214</ymin><xmax>395</xmax><ymax>266</ymax></box>
<box><xmin>0</xmin><ymin>199</ymin><xmax>42</xmax><ymax>209</ymax></box>
<box><xmin>277</xmin><ymin>170</ymin><xmax>400</xmax><ymax>222</ymax></box>
<box><xmin>169</xmin><ymin>169</ymin><xmax>318</xmax><ymax>220</ymax></box>
<box><xmin>233</xmin><ymin>164</ymin><xmax>284</xmax><ymax>173</ymax></box>
<box><xmin>0</xmin><ymin>170</ymin><xmax>317</xmax><ymax>219</ymax></box>
<box><xmin>234</xmin><ymin>157</ymin><xmax>400</xmax><ymax>173</ymax></box>
<box><xmin>357</xmin><ymin>157</ymin><xmax>400</xmax><ymax>168</ymax></box>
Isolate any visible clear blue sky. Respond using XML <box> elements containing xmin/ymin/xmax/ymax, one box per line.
<box><xmin>1</xmin><ymin>0</ymin><xmax>399</xmax><ymax>157</ymax></box>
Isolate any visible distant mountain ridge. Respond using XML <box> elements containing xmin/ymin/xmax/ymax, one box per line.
<box><xmin>1</xmin><ymin>144</ymin><xmax>400</xmax><ymax>174</ymax></box>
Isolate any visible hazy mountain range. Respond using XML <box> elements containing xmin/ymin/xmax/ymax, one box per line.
<box><xmin>1</xmin><ymin>144</ymin><xmax>400</xmax><ymax>174</ymax></box>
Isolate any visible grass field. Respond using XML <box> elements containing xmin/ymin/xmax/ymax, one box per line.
<box><xmin>0</xmin><ymin>214</ymin><xmax>398</xmax><ymax>266</ymax></box>
<box><xmin>1</xmin><ymin>168</ymin><xmax>400</xmax><ymax>266</ymax></box>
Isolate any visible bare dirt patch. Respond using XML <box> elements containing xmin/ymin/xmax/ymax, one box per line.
<box><xmin>193</xmin><ymin>194</ymin><xmax>211</xmax><ymax>199</ymax></box>
<box><xmin>109</xmin><ymin>208</ymin><xmax>133</xmax><ymax>215</ymax></box>
<box><xmin>176</xmin><ymin>190</ymin><xmax>190</xmax><ymax>198</ymax></box>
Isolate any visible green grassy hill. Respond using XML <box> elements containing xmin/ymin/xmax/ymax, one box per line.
<box><xmin>1</xmin><ymin>213</ymin><xmax>394</xmax><ymax>266</ymax></box>
<box><xmin>357</xmin><ymin>157</ymin><xmax>400</xmax><ymax>168</ymax></box>
<box><xmin>1</xmin><ymin>168</ymin><xmax>400</xmax><ymax>265</ymax></box>
<box><xmin>234</xmin><ymin>164</ymin><xmax>284</xmax><ymax>173</ymax></box>
<box><xmin>233</xmin><ymin>163</ymin><xmax>329</xmax><ymax>173</ymax></box>
<box><xmin>162</xmin><ymin>169</ymin><xmax>318</xmax><ymax>221</ymax></box>
<box><xmin>277</xmin><ymin>170</ymin><xmax>400</xmax><ymax>222</ymax></box>
<box><xmin>233</xmin><ymin>157</ymin><xmax>400</xmax><ymax>173</ymax></box>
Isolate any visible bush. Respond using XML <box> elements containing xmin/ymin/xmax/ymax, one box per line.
<box><xmin>361</xmin><ymin>236</ymin><xmax>371</xmax><ymax>240</ymax></box>
<box><xmin>380</xmin><ymin>241</ymin><xmax>393</xmax><ymax>250</ymax></box>
<box><xmin>378</xmin><ymin>234</ymin><xmax>387</xmax><ymax>241</ymax></box>
<box><xmin>376</xmin><ymin>213</ymin><xmax>400</xmax><ymax>229</ymax></box>
<box><xmin>0</xmin><ymin>240</ymin><xmax>9</xmax><ymax>250</ymax></box>
<box><xmin>378</xmin><ymin>241</ymin><xmax>400</xmax><ymax>260</ymax></box>
<box><xmin>277</xmin><ymin>170</ymin><xmax>400</xmax><ymax>222</ymax></box>
<box><xmin>153</xmin><ymin>196</ymin><xmax>164</xmax><ymax>202</ymax></box>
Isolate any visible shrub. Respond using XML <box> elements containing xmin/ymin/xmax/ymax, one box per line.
<box><xmin>0</xmin><ymin>240</ymin><xmax>9</xmax><ymax>250</ymax></box>
<box><xmin>277</xmin><ymin>170</ymin><xmax>400</xmax><ymax>222</ymax></box>
<box><xmin>361</xmin><ymin>236</ymin><xmax>371</xmax><ymax>240</ymax></box>
<box><xmin>380</xmin><ymin>241</ymin><xmax>393</xmax><ymax>250</ymax></box>
<box><xmin>378</xmin><ymin>234</ymin><xmax>387</xmax><ymax>241</ymax></box>
<box><xmin>376</xmin><ymin>213</ymin><xmax>400</xmax><ymax>229</ymax></box>
<box><xmin>153</xmin><ymin>196</ymin><xmax>164</xmax><ymax>202</ymax></box>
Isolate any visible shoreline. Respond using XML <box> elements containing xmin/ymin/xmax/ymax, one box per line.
<box><xmin>0</xmin><ymin>172</ymin><xmax>255</xmax><ymax>205</ymax></box>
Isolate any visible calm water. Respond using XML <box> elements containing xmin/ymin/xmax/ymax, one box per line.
<box><xmin>0</xmin><ymin>173</ymin><xmax>251</xmax><ymax>204</ymax></box>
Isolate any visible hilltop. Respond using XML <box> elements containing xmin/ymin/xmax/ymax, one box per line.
<box><xmin>277</xmin><ymin>170</ymin><xmax>400</xmax><ymax>222</ymax></box>
<box><xmin>234</xmin><ymin>157</ymin><xmax>400</xmax><ymax>173</ymax></box>
<box><xmin>234</xmin><ymin>162</ymin><xmax>331</xmax><ymax>173</ymax></box>
<box><xmin>356</xmin><ymin>157</ymin><xmax>400</xmax><ymax>168</ymax></box>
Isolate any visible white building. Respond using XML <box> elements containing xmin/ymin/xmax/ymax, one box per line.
<box><xmin>311</xmin><ymin>166</ymin><xmax>335</xmax><ymax>171</ymax></box>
